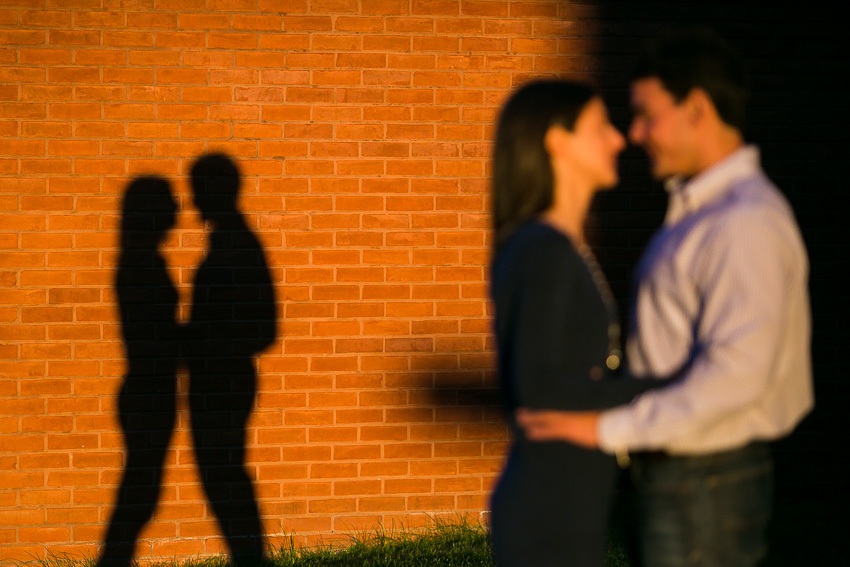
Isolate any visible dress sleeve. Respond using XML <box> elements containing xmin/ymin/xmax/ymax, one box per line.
<box><xmin>510</xmin><ymin>235</ymin><xmax>666</xmax><ymax>411</ymax></box>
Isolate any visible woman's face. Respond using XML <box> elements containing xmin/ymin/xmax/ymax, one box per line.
<box><xmin>560</xmin><ymin>97</ymin><xmax>626</xmax><ymax>190</ymax></box>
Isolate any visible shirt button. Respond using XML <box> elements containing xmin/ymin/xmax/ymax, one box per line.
<box><xmin>589</xmin><ymin>366</ymin><xmax>603</xmax><ymax>381</ymax></box>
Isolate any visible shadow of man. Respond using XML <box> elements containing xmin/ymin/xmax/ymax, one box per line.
<box><xmin>98</xmin><ymin>177</ymin><xmax>180</xmax><ymax>567</ymax></box>
<box><xmin>184</xmin><ymin>153</ymin><xmax>277</xmax><ymax>565</ymax></box>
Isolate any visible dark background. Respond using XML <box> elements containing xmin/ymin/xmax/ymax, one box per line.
<box><xmin>584</xmin><ymin>2</ymin><xmax>847</xmax><ymax>563</ymax></box>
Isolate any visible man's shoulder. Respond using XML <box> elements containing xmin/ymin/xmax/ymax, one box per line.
<box><xmin>700</xmin><ymin>168</ymin><xmax>798</xmax><ymax>236</ymax></box>
<box><xmin>728</xmin><ymin>167</ymin><xmax>792</xmax><ymax>211</ymax></box>
<box><xmin>695</xmin><ymin>171</ymin><xmax>807</xmax><ymax>268</ymax></box>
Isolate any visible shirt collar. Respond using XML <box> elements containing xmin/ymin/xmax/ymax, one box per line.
<box><xmin>663</xmin><ymin>145</ymin><xmax>762</xmax><ymax>225</ymax></box>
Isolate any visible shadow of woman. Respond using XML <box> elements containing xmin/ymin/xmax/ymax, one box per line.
<box><xmin>184</xmin><ymin>154</ymin><xmax>277</xmax><ymax>565</ymax></box>
<box><xmin>98</xmin><ymin>177</ymin><xmax>180</xmax><ymax>567</ymax></box>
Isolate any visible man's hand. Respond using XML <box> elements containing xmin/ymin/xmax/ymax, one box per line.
<box><xmin>515</xmin><ymin>409</ymin><xmax>601</xmax><ymax>449</ymax></box>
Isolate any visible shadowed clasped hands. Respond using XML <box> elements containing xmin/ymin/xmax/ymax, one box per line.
<box><xmin>515</xmin><ymin>409</ymin><xmax>601</xmax><ymax>449</ymax></box>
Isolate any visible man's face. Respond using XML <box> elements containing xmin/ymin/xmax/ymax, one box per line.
<box><xmin>628</xmin><ymin>77</ymin><xmax>698</xmax><ymax>179</ymax></box>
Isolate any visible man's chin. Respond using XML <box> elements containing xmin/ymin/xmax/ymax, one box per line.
<box><xmin>650</xmin><ymin>163</ymin><xmax>674</xmax><ymax>181</ymax></box>
<box><xmin>599</xmin><ymin>175</ymin><xmax>619</xmax><ymax>190</ymax></box>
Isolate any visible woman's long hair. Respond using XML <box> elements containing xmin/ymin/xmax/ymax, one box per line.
<box><xmin>492</xmin><ymin>80</ymin><xmax>597</xmax><ymax>250</ymax></box>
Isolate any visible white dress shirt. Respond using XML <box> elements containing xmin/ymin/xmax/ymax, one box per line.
<box><xmin>598</xmin><ymin>146</ymin><xmax>814</xmax><ymax>456</ymax></box>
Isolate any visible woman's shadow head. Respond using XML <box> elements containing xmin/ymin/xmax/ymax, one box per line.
<box><xmin>121</xmin><ymin>176</ymin><xmax>176</xmax><ymax>250</ymax></box>
<box><xmin>190</xmin><ymin>153</ymin><xmax>241</xmax><ymax>225</ymax></box>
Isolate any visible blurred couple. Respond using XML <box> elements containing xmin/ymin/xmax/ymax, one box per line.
<box><xmin>98</xmin><ymin>154</ymin><xmax>277</xmax><ymax>567</ymax></box>
<box><xmin>488</xmin><ymin>31</ymin><xmax>812</xmax><ymax>566</ymax></box>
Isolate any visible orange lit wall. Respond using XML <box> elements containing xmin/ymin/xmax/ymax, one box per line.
<box><xmin>1</xmin><ymin>1</ymin><xmax>601</xmax><ymax>561</ymax></box>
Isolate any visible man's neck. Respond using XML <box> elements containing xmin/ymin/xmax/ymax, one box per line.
<box><xmin>693</xmin><ymin>127</ymin><xmax>744</xmax><ymax>175</ymax></box>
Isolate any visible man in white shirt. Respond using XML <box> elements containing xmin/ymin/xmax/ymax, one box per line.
<box><xmin>517</xmin><ymin>31</ymin><xmax>813</xmax><ymax>566</ymax></box>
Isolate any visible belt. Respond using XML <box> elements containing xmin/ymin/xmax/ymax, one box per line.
<box><xmin>632</xmin><ymin>441</ymin><xmax>771</xmax><ymax>466</ymax></box>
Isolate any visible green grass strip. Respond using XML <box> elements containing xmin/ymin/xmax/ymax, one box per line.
<box><xmin>13</xmin><ymin>517</ymin><xmax>631</xmax><ymax>567</ymax></box>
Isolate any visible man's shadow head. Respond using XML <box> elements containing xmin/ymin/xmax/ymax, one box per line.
<box><xmin>121</xmin><ymin>176</ymin><xmax>176</xmax><ymax>250</ymax></box>
<box><xmin>190</xmin><ymin>153</ymin><xmax>241</xmax><ymax>224</ymax></box>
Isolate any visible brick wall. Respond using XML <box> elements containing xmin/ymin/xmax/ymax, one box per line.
<box><xmin>1</xmin><ymin>1</ymin><xmax>605</xmax><ymax>562</ymax></box>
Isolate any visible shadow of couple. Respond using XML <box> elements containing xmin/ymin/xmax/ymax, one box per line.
<box><xmin>98</xmin><ymin>154</ymin><xmax>277</xmax><ymax>567</ymax></box>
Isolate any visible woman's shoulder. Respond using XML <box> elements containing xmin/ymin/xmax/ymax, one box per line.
<box><xmin>492</xmin><ymin>221</ymin><xmax>583</xmax><ymax>287</ymax></box>
<box><xmin>500</xmin><ymin>221</ymin><xmax>578</xmax><ymax>264</ymax></box>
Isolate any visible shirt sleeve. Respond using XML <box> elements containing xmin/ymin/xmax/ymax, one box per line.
<box><xmin>511</xmin><ymin>236</ymin><xmax>663</xmax><ymax>411</ymax></box>
<box><xmin>598</xmin><ymin>208</ymin><xmax>794</xmax><ymax>454</ymax></box>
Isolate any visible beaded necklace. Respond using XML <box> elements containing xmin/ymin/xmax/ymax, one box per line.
<box><xmin>574</xmin><ymin>240</ymin><xmax>622</xmax><ymax>372</ymax></box>
<box><xmin>573</xmin><ymin>234</ymin><xmax>630</xmax><ymax>468</ymax></box>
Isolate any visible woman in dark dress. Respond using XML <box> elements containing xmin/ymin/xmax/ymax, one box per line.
<box><xmin>488</xmin><ymin>81</ymin><xmax>662</xmax><ymax>565</ymax></box>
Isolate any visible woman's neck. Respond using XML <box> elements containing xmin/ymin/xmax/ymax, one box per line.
<box><xmin>542</xmin><ymin>179</ymin><xmax>595</xmax><ymax>247</ymax></box>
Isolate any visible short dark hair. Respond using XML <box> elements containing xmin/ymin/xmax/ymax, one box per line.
<box><xmin>632</xmin><ymin>29</ymin><xmax>749</xmax><ymax>130</ymax></box>
<box><xmin>492</xmin><ymin>80</ymin><xmax>597</xmax><ymax>250</ymax></box>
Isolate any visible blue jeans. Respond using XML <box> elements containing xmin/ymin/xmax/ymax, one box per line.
<box><xmin>630</xmin><ymin>443</ymin><xmax>773</xmax><ymax>567</ymax></box>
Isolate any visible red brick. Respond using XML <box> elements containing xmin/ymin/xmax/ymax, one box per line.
<box><xmin>409</xmin><ymin>495</ymin><xmax>455</xmax><ymax>510</ymax></box>
<box><xmin>364</xmin><ymin>34</ymin><xmax>410</xmax><ymax>52</ymax></box>
<box><xmin>233</xmin><ymin>14</ymin><xmax>282</xmax><ymax>30</ymax></box>
<box><xmin>18</xmin><ymin>48</ymin><xmax>70</xmax><ymax>66</ymax></box>
<box><xmin>0</xmin><ymin>65</ymin><xmax>43</xmax><ymax>83</ymax></box>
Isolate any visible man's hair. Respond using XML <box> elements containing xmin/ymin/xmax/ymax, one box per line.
<box><xmin>632</xmin><ymin>29</ymin><xmax>749</xmax><ymax>130</ymax></box>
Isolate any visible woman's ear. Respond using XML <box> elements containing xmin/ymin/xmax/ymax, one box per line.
<box><xmin>544</xmin><ymin>125</ymin><xmax>571</xmax><ymax>160</ymax></box>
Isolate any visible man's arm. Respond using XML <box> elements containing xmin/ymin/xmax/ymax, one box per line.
<box><xmin>518</xmin><ymin>208</ymin><xmax>798</xmax><ymax>453</ymax></box>
<box><xmin>597</xmin><ymin>208</ymin><xmax>795</xmax><ymax>453</ymax></box>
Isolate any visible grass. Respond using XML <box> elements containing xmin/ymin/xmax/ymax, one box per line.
<box><xmin>16</xmin><ymin>518</ymin><xmax>632</xmax><ymax>567</ymax></box>
<box><xmin>268</xmin><ymin>517</ymin><xmax>492</xmax><ymax>566</ymax></box>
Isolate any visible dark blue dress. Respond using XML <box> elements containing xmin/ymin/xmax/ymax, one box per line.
<box><xmin>489</xmin><ymin>221</ymin><xmax>657</xmax><ymax>566</ymax></box>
